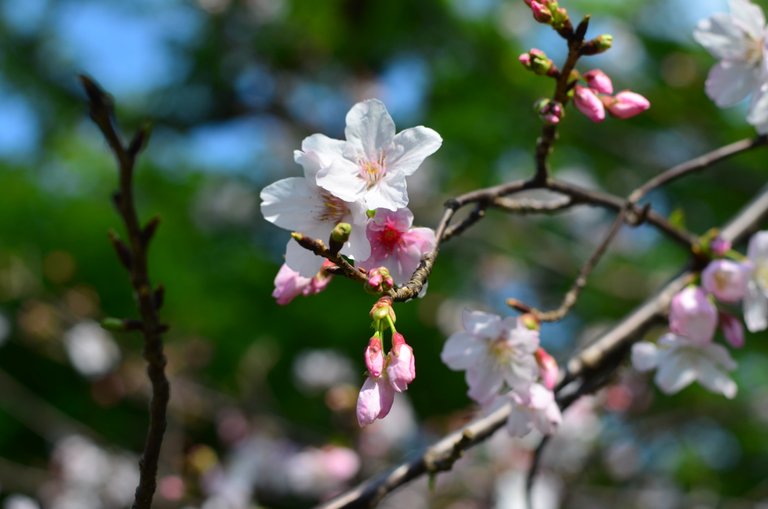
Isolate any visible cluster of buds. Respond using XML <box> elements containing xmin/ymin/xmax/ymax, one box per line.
<box><xmin>523</xmin><ymin>0</ymin><xmax>571</xmax><ymax>32</ymax></box>
<box><xmin>534</xmin><ymin>98</ymin><xmax>565</xmax><ymax>125</ymax></box>
<box><xmin>519</xmin><ymin>49</ymin><xmax>557</xmax><ymax>77</ymax></box>
<box><xmin>572</xmin><ymin>69</ymin><xmax>650</xmax><ymax>122</ymax></box>
<box><xmin>356</xmin><ymin>297</ymin><xmax>416</xmax><ymax>426</ymax></box>
<box><xmin>365</xmin><ymin>266</ymin><xmax>394</xmax><ymax>294</ymax></box>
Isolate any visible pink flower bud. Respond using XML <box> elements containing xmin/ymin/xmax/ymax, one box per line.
<box><xmin>710</xmin><ymin>236</ymin><xmax>731</xmax><ymax>257</ymax></box>
<box><xmin>702</xmin><ymin>259</ymin><xmax>749</xmax><ymax>303</ymax></box>
<box><xmin>574</xmin><ymin>85</ymin><xmax>605</xmax><ymax>122</ymax></box>
<box><xmin>535</xmin><ymin>99</ymin><xmax>564</xmax><ymax>125</ymax></box>
<box><xmin>669</xmin><ymin>286</ymin><xmax>717</xmax><ymax>344</ymax></box>
<box><xmin>603</xmin><ymin>91</ymin><xmax>650</xmax><ymax>119</ymax></box>
<box><xmin>365</xmin><ymin>336</ymin><xmax>385</xmax><ymax>377</ymax></box>
<box><xmin>356</xmin><ymin>376</ymin><xmax>395</xmax><ymax>427</ymax></box>
<box><xmin>365</xmin><ymin>267</ymin><xmax>394</xmax><ymax>293</ymax></box>
<box><xmin>530</xmin><ymin>1</ymin><xmax>552</xmax><ymax>23</ymax></box>
<box><xmin>719</xmin><ymin>312</ymin><xmax>745</xmax><ymax>348</ymax></box>
<box><xmin>518</xmin><ymin>53</ymin><xmax>531</xmax><ymax>66</ymax></box>
<box><xmin>387</xmin><ymin>333</ymin><xmax>415</xmax><ymax>392</ymax></box>
<box><xmin>583</xmin><ymin>69</ymin><xmax>613</xmax><ymax>95</ymax></box>
<box><xmin>535</xmin><ymin>347</ymin><xmax>559</xmax><ymax>390</ymax></box>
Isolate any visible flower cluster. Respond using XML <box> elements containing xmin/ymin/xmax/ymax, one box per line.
<box><xmin>356</xmin><ymin>297</ymin><xmax>416</xmax><ymax>426</ymax></box>
<box><xmin>261</xmin><ymin>99</ymin><xmax>441</xmax><ymax>304</ymax></box>
<box><xmin>694</xmin><ymin>0</ymin><xmax>768</xmax><ymax>134</ymax></box>
<box><xmin>573</xmin><ymin>69</ymin><xmax>651</xmax><ymax>123</ymax></box>
<box><xmin>632</xmin><ymin>232</ymin><xmax>768</xmax><ymax>398</ymax></box>
<box><xmin>441</xmin><ymin>310</ymin><xmax>562</xmax><ymax>437</ymax></box>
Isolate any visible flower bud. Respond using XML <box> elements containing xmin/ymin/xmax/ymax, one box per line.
<box><xmin>669</xmin><ymin>286</ymin><xmax>717</xmax><ymax>344</ymax></box>
<box><xmin>583</xmin><ymin>69</ymin><xmax>613</xmax><ymax>95</ymax></box>
<box><xmin>520</xmin><ymin>49</ymin><xmax>554</xmax><ymax>76</ymax></box>
<box><xmin>581</xmin><ymin>34</ymin><xmax>613</xmax><ymax>55</ymax></box>
<box><xmin>702</xmin><ymin>259</ymin><xmax>749</xmax><ymax>303</ymax></box>
<box><xmin>356</xmin><ymin>376</ymin><xmax>395</xmax><ymax>427</ymax></box>
<box><xmin>520</xmin><ymin>313</ymin><xmax>541</xmax><ymax>330</ymax></box>
<box><xmin>551</xmin><ymin>6</ymin><xmax>569</xmax><ymax>29</ymax></box>
<box><xmin>534</xmin><ymin>99</ymin><xmax>564</xmax><ymax>125</ymax></box>
<box><xmin>365</xmin><ymin>267</ymin><xmax>395</xmax><ymax>294</ymax></box>
<box><xmin>370</xmin><ymin>296</ymin><xmax>396</xmax><ymax>325</ymax></box>
<box><xmin>387</xmin><ymin>333</ymin><xmax>415</xmax><ymax>392</ymax></box>
<box><xmin>573</xmin><ymin>85</ymin><xmax>605</xmax><ymax>122</ymax></box>
<box><xmin>535</xmin><ymin>347</ymin><xmax>559</xmax><ymax>390</ymax></box>
<box><xmin>329</xmin><ymin>222</ymin><xmax>352</xmax><ymax>255</ymax></box>
<box><xmin>530</xmin><ymin>1</ymin><xmax>552</xmax><ymax>23</ymax></box>
<box><xmin>710</xmin><ymin>236</ymin><xmax>732</xmax><ymax>257</ymax></box>
<box><xmin>719</xmin><ymin>312</ymin><xmax>745</xmax><ymax>348</ymax></box>
<box><xmin>602</xmin><ymin>91</ymin><xmax>650</xmax><ymax>119</ymax></box>
<box><xmin>365</xmin><ymin>335</ymin><xmax>385</xmax><ymax>377</ymax></box>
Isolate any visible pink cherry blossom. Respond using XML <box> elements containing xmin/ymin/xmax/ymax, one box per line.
<box><xmin>365</xmin><ymin>336</ymin><xmax>385</xmax><ymax>377</ymax></box>
<box><xmin>603</xmin><ymin>91</ymin><xmax>651</xmax><ymax>119</ymax></box>
<box><xmin>504</xmin><ymin>384</ymin><xmax>562</xmax><ymax>437</ymax></box>
<box><xmin>702</xmin><ymin>259</ymin><xmax>750</xmax><ymax>303</ymax></box>
<box><xmin>272</xmin><ymin>263</ymin><xmax>333</xmax><ymax>305</ymax></box>
<box><xmin>573</xmin><ymin>85</ymin><xmax>605</xmax><ymax>122</ymax></box>
<box><xmin>668</xmin><ymin>286</ymin><xmax>717</xmax><ymax>344</ymax></box>
<box><xmin>356</xmin><ymin>375</ymin><xmax>396</xmax><ymax>427</ymax></box>
<box><xmin>583</xmin><ymin>69</ymin><xmax>613</xmax><ymax>94</ymax></box>
<box><xmin>386</xmin><ymin>333</ymin><xmax>416</xmax><ymax>392</ymax></box>
<box><xmin>360</xmin><ymin>209</ymin><xmax>436</xmax><ymax>286</ymax></box>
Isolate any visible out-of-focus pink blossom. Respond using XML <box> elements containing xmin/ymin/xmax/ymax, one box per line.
<box><xmin>387</xmin><ymin>333</ymin><xmax>415</xmax><ymax>392</ymax></box>
<box><xmin>745</xmin><ymin>231</ymin><xmax>768</xmax><ymax>331</ymax></box>
<box><xmin>272</xmin><ymin>262</ymin><xmax>333</xmax><ymax>305</ymax></box>
<box><xmin>535</xmin><ymin>347</ymin><xmax>559</xmax><ymax>390</ymax></box>
<box><xmin>365</xmin><ymin>336</ymin><xmax>385</xmax><ymax>377</ymax></box>
<box><xmin>504</xmin><ymin>383</ymin><xmax>562</xmax><ymax>437</ymax></box>
<box><xmin>360</xmin><ymin>209</ymin><xmax>436</xmax><ymax>286</ymax></box>
<box><xmin>603</xmin><ymin>91</ymin><xmax>650</xmax><ymax>119</ymax></box>
<box><xmin>669</xmin><ymin>286</ymin><xmax>717</xmax><ymax>344</ymax></box>
<box><xmin>356</xmin><ymin>375</ymin><xmax>395</xmax><ymax>427</ymax></box>
<box><xmin>720</xmin><ymin>312</ymin><xmax>745</xmax><ymax>348</ymax></box>
<box><xmin>711</xmin><ymin>236</ymin><xmax>732</xmax><ymax>256</ymax></box>
<box><xmin>573</xmin><ymin>85</ymin><xmax>605</xmax><ymax>122</ymax></box>
<box><xmin>702</xmin><ymin>259</ymin><xmax>750</xmax><ymax>303</ymax></box>
<box><xmin>583</xmin><ymin>69</ymin><xmax>613</xmax><ymax>94</ymax></box>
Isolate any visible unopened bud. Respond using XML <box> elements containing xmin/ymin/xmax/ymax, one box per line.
<box><xmin>387</xmin><ymin>333</ymin><xmax>415</xmax><ymax>392</ymax></box>
<box><xmin>329</xmin><ymin>222</ymin><xmax>352</xmax><ymax>256</ymax></box>
<box><xmin>535</xmin><ymin>347</ymin><xmax>559</xmax><ymax>390</ymax></box>
<box><xmin>370</xmin><ymin>296</ymin><xmax>396</xmax><ymax>325</ymax></box>
<box><xmin>520</xmin><ymin>313</ymin><xmax>540</xmax><ymax>330</ymax></box>
<box><xmin>530</xmin><ymin>1</ymin><xmax>552</xmax><ymax>23</ymax></box>
<box><xmin>534</xmin><ymin>99</ymin><xmax>564</xmax><ymax>125</ymax></box>
<box><xmin>365</xmin><ymin>335</ymin><xmax>385</xmax><ymax>377</ymax></box>
<box><xmin>581</xmin><ymin>34</ymin><xmax>613</xmax><ymax>55</ymax></box>
<box><xmin>365</xmin><ymin>267</ymin><xmax>395</xmax><ymax>294</ymax></box>
<box><xmin>710</xmin><ymin>236</ymin><xmax>731</xmax><ymax>257</ymax></box>
<box><xmin>551</xmin><ymin>6</ymin><xmax>569</xmax><ymax>29</ymax></box>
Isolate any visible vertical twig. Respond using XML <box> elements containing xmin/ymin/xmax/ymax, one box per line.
<box><xmin>80</xmin><ymin>75</ymin><xmax>170</xmax><ymax>509</ymax></box>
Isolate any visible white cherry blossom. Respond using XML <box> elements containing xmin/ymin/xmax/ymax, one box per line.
<box><xmin>315</xmin><ymin>99</ymin><xmax>442</xmax><ymax>211</ymax></box>
<box><xmin>441</xmin><ymin>309</ymin><xmax>539</xmax><ymax>404</ymax></box>
<box><xmin>744</xmin><ymin>231</ymin><xmax>768</xmax><ymax>331</ymax></box>
<box><xmin>260</xmin><ymin>134</ymin><xmax>370</xmax><ymax>277</ymax></box>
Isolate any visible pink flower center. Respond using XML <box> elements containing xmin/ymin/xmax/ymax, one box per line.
<box><xmin>375</xmin><ymin>221</ymin><xmax>403</xmax><ymax>253</ymax></box>
<box><xmin>318</xmin><ymin>190</ymin><xmax>349</xmax><ymax>223</ymax></box>
<box><xmin>359</xmin><ymin>153</ymin><xmax>386</xmax><ymax>188</ymax></box>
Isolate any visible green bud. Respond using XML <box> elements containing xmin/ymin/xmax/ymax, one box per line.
<box><xmin>329</xmin><ymin>222</ymin><xmax>352</xmax><ymax>255</ymax></box>
<box><xmin>101</xmin><ymin>317</ymin><xmax>126</xmax><ymax>331</ymax></box>
<box><xmin>581</xmin><ymin>34</ymin><xmax>613</xmax><ymax>55</ymax></box>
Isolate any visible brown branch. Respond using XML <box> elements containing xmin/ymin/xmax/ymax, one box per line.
<box><xmin>81</xmin><ymin>75</ymin><xmax>170</xmax><ymax>509</ymax></box>
<box><xmin>318</xmin><ymin>184</ymin><xmax>768</xmax><ymax>509</ymax></box>
<box><xmin>628</xmin><ymin>135</ymin><xmax>768</xmax><ymax>204</ymax></box>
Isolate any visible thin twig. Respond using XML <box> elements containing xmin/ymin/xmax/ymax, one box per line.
<box><xmin>81</xmin><ymin>75</ymin><xmax>170</xmax><ymax>509</ymax></box>
<box><xmin>317</xmin><ymin>184</ymin><xmax>768</xmax><ymax>509</ymax></box>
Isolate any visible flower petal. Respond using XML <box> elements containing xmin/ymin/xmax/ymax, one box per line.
<box><xmin>705</xmin><ymin>60</ymin><xmax>762</xmax><ymax>107</ymax></box>
<box><xmin>748</xmin><ymin>84</ymin><xmax>768</xmax><ymax>134</ymax></box>
<box><xmin>695</xmin><ymin>354</ymin><xmax>737</xmax><ymax>399</ymax></box>
<box><xmin>441</xmin><ymin>332</ymin><xmax>483</xmax><ymax>370</ymax></box>
<box><xmin>344</xmin><ymin>99</ymin><xmax>396</xmax><ymax>161</ymax></box>
<box><xmin>389</xmin><ymin>126</ymin><xmax>443</xmax><ymax>176</ymax></box>
<box><xmin>631</xmin><ymin>341</ymin><xmax>660</xmax><ymax>372</ymax></box>
<box><xmin>462</xmin><ymin>309</ymin><xmax>503</xmax><ymax>338</ymax></box>
<box><xmin>261</xmin><ymin>177</ymin><xmax>320</xmax><ymax>231</ymax></box>
<box><xmin>467</xmin><ymin>363</ymin><xmax>504</xmax><ymax>403</ymax></box>
<box><xmin>285</xmin><ymin>238</ymin><xmax>324</xmax><ymax>277</ymax></box>
<box><xmin>654</xmin><ymin>351</ymin><xmax>698</xmax><ymax>395</ymax></box>
<box><xmin>744</xmin><ymin>279</ymin><xmax>768</xmax><ymax>332</ymax></box>
<box><xmin>294</xmin><ymin>133</ymin><xmax>346</xmax><ymax>179</ymax></box>
<box><xmin>730</xmin><ymin>0</ymin><xmax>766</xmax><ymax>39</ymax></box>
<box><xmin>694</xmin><ymin>12</ymin><xmax>754</xmax><ymax>60</ymax></box>
<box><xmin>315</xmin><ymin>159</ymin><xmax>368</xmax><ymax>203</ymax></box>
<box><xmin>363</xmin><ymin>176</ymin><xmax>409</xmax><ymax>211</ymax></box>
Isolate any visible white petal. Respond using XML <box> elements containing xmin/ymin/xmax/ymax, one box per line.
<box><xmin>701</xmin><ymin>342</ymin><xmax>738</xmax><ymax>371</ymax></box>
<box><xmin>285</xmin><ymin>239</ymin><xmax>324</xmax><ymax>277</ymax></box>
<box><xmin>744</xmin><ymin>280</ymin><xmax>768</xmax><ymax>332</ymax></box>
<box><xmin>261</xmin><ymin>177</ymin><xmax>321</xmax><ymax>231</ymax></box>
<box><xmin>694</xmin><ymin>13</ymin><xmax>753</xmax><ymax>60</ymax></box>
<box><xmin>388</xmin><ymin>126</ymin><xmax>443</xmax><ymax>176</ymax></box>
<box><xmin>467</xmin><ymin>363</ymin><xmax>504</xmax><ymax>403</ymax></box>
<box><xmin>294</xmin><ymin>133</ymin><xmax>346</xmax><ymax>179</ymax></box>
<box><xmin>747</xmin><ymin>230</ymin><xmax>768</xmax><ymax>262</ymax></box>
<box><xmin>655</xmin><ymin>352</ymin><xmax>697</xmax><ymax>395</ymax></box>
<box><xmin>695</xmin><ymin>355</ymin><xmax>738</xmax><ymax>398</ymax></box>
<box><xmin>344</xmin><ymin>222</ymin><xmax>371</xmax><ymax>263</ymax></box>
<box><xmin>631</xmin><ymin>342</ymin><xmax>660</xmax><ymax>372</ymax></box>
<box><xmin>705</xmin><ymin>60</ymin><xmax>762</xmax><ymax>107</ymax></box>
<box><xmin>363</xmin><ymin>176</ymin><xmax>409</xmax><ymax>211</ymax></box>
<box><xmin>748</xmin><ymin>84</ymin><xmax>768</xmax><ymax>133</ymax></box>
<box><xmin>506</xmin><ymin>406</ymin><xmax>533</xmax><ymax>438</ymax></box>
<box><xmin>315</xmin><ymin>159</ymin><xmax>368</xmax><ymax>203</ymax></box>
<box><xmin>441</xmin><ymin>332</ymin><xmax>483</xmax><ymax>370</ymax></box>
<box><xmin>729</xmin><ymin>0</ymin><xmax>766</xmax><ymax>39</ymax></box>
<box><xmin>462</xmin><ymin>309</ymin><xmax>503</xmax><ymax>338</ymax></box>
<box><xmin>344</xmin><ymin>99</ymin><xmax>396</xmax><ymax>161</ymax></box>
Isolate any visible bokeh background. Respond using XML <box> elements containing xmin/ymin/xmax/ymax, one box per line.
<box><xmin>1</xmin><ymin>0</ymin><xmax>767</xmax><ymax>507</ymax></box>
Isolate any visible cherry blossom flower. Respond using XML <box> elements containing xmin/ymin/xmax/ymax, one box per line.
<box><xmin>701</xmin><ymin>259</ymin><xmax>750</xmax><ymax>303</ymax></box>
<box><xmin>504</xmin><ymin>383</ymin><xmax>562</xmax><ymax>437</ymax></box>
<box><xmin>272</xmin><ymin>262</ymin><xmax>333</xmax><ymax>305</ymax></box>
<box><xmin>441</xmin><ymin>310</ymin><xmax>539</xmax><ymax>404</ymax></box>
<box><xmin>694</xmin><ymin>0</ymin><xmax>768</xmax><ymax>131</ymax></box>
<box><xmin>315</xmin><ymin>99</ymin><xmax>442</xmax><ymax>211</ymax></box>
<box><xmin>668</xmin><ymin>286</ymin><xmax>717</xmax><ymax>345</ymax></box>
<box><xmin>359</xmin><ymin>208</ymin><xmax>436</xmax><ymax>286</ymax></box>
<box><xmin>356</xmin><ymin>375</ymin><xmax>395</xmax><ymax>427</ymax></box>
<box><xmin>631</xmin><ymin>335</ymin><xmax>737</xmax><ymax>398</ymax></box>
<box><xmin>744</xmin><ymin>231</ymin><xmax>768</xmax><ymax>331</ymax></box>
<box><xmin>260</xmin><ymin>134</ymin><xmax>371</xmax><ymax>277</ymax></box>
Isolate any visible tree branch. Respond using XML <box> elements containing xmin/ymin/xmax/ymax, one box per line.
<box><xmin>81</xmin><ymin>75</ymin><xmax>170</xmax><ymax>509</ymax></box>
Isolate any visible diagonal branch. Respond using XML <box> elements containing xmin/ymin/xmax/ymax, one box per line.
<box><xmin>81</xmin><ymin>76</ymin><xmax>170</xmax><ymax>509</ymax></box>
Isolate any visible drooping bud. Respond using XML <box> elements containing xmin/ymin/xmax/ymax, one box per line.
<box><xmin>387</xmin><ymin>333</ymin><xmax>416</xmax><ymax>392</ymax></box>
<box><xmin>535</xmin><ymin>347</ymin><xmax>559</xmax><ymax>390</ymax></box>
<box><xmin>365</xmin><ymin>335</ymin><xmax>385</xmax><ymax>377</ymax></box>
<box><xmin>534</xmin><ymin>99</ymin><xmax>564</xmax><ymax>125</ymax></box>
<box><xmin>719</xmin><ymin>312</ymin><xmax>745</xmax><ymax>348</ymax></box>
<box><xmin>370</xmin><ymin>296</ymin><xmax>396</xmax><ymax>325</ymax></box>
<box><xmin>702</xmin><ymin>259</ymin><xmax>750</xmax><ymax>303</ymax></box>
<box><xmin>581</xmin><ymin>34</ymin><xmax>613</xmax><ymax>55</ymax></box>
<box><xmin>573</xmin><ymin>85</ymin><xmax>605</xmax><ymax>122</ymax></box>
<box><xmin>329</xmin><ymin>222</ymin><xmax>352</xmax><ymax>256</ymax></box>
<box><xmin>365</xmin><ymin>267</ymin><xmax>395</xmax><ymax>294</ymax></box>
<box><xmin>583</xmin><ymin>69</ymin><xmax>613</xmax><ymax>95</ymax></box>
<box><xmin>602</xmin><ymin>91</ymin><xmax>651</xmax><ymax>119</ymax></box>
<box><xmin>356</xmin><ymin>376</ymin><xmax>395</xmax><ymax>427</ymax></box>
